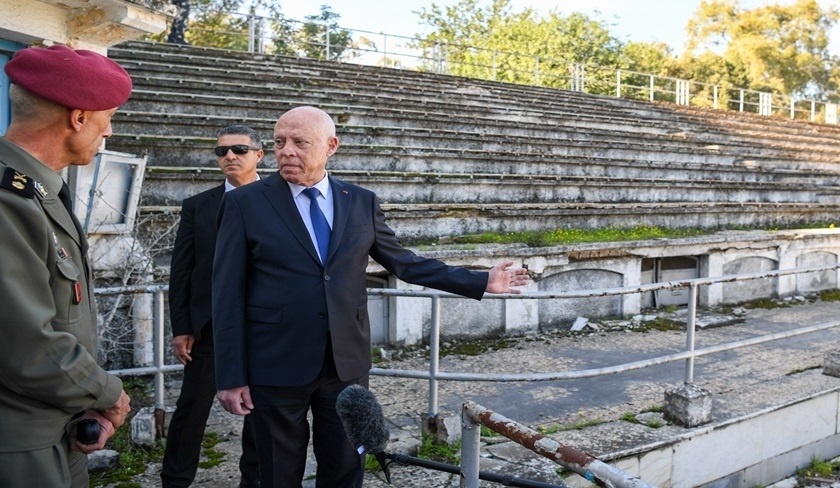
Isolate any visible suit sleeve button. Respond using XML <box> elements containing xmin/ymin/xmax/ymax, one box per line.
<box><xmin>318</xmin><ymin>312</ymin><xmax>326</xmax><ymax>319</ymax></box>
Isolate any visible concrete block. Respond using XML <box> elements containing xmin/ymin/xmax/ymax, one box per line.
<box><xmin>570</xmin><ymin>317</ymin><xmax>588</xmax><ymax>331</ymax></box>
<box><xmin>130</xmin><ymin>406</ymin><xmax>156</xmax><ymax>446</ymax></box>
<box><xmin>421</xmin><ymin>413</ymin><xmax>462</xmax><ymax>445</ymax></box>
<box><xmin>87</xmin><ymin>449</ymin><xmax>119</xmax><ymax>471</ymax></box>
<box><xmin>664</xmin><ymin>382</ymin><xmax>712</xmax><ymax>427</ymax></box>
<box><xmin>130</xmin><ymin>406</ymin><xmax>175</xmax><ymax>446</ymax></box>
<box><xmin>823</xmin><ymin>351</ymin><xmax>840</xmax><ymax>377</ymax></box>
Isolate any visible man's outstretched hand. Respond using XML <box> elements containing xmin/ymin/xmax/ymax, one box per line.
<box><xmin>486</xmin><ymin>261</ymin><xmax>530</xmax><ymax>294</ymax></box>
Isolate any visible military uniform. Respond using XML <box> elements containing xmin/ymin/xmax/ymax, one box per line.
<box><xmin>0</xmin><ymin>137</ymin><xmax>123</xmax><ymax>487</ymax></box>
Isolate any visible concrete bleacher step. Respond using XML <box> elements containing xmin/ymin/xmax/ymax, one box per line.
<box><xmin>141</xmin><ymin>167</ymin><xmax>840</xmax><ymax>207</ymax></box>
<box><xmin>106</xmin><ymin>40</ymin><xmax>840</xmax><ymax>238</ymax></box>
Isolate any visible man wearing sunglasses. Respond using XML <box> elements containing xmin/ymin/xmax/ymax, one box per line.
<box><xmin>162</xmin><ymin>125</ymin><xmax>263</xmax><ymax>488</ymax></box>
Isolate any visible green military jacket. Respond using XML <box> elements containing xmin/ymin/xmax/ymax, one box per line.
<box><xmin>0</xmin><ymin>137</ymin><xmax>123</xmax><ymax>452</ymax></box>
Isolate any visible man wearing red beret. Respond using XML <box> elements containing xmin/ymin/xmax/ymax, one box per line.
<box><xmin>0</xmin><ymin>44</ymin><xmax>133</xmax><ymax>487</ymax></box>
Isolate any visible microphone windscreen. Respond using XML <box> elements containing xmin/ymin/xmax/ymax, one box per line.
<box><xmin>336</xmin><ymin>384</ymin><xmax>390</xmax><ymax>454</ymax></box>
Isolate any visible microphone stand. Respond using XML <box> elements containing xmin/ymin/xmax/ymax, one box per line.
<box><xmin>373</xmin><ymin>452</ymin><xmax>568</xmax><ymax>488</ymax></box>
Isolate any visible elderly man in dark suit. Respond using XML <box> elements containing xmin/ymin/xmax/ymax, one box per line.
<box><xmin>212</xmin><ymin>106</ymin><xmax>529</xmax><ymax>487</ymax></box>
<box><xmin>162</xmin><ymin>125</ymin><xmax>262</xmax><ymax>488</ymax></box>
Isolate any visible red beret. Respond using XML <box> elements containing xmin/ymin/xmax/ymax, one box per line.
<box><xmin>4</xmin><ymin>44</ymin><xmax>132</xmax><ymax>111</ymax></box>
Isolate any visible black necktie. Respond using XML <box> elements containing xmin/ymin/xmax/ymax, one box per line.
<box><xmin>303</xmin><ymin>187</ymin><xmax>331</xmax><ymax>264</ymax></box>
<box><xmin>57</xmin><ymin>181</ymin><xmax>88</xmax><ymax>253</ymax></box>
<box><xmin>58</xmin><ymin>181</ymin><xmax>74</xmax><ymax>214</ymax></box>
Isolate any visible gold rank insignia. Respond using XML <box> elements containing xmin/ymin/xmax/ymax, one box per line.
<box><xmin>1</xmin><ymin>167</ymin><xmax>35</xmax><ymax>198</ymax></box>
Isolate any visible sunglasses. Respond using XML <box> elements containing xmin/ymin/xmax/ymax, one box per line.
<box><xmin>214</xmin><ymin>144</ymin><xmax>260</xmax><ymax>156</ymax></box>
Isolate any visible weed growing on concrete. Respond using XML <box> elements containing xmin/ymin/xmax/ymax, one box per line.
<box><xmin>418</xmin><ymin>434</ymin><xmax>461</xmax><ymax>465</ymax></box>
<box><xmin>198</xmin><ymin>432</ymin><xmax>226</xmax><ymax>469</ymax></box>
<box><xmin>637</xmin><ymin>317</ymin><xmax>684</xmax><ymax>332</ymax></box>
<box><xmin>796</xmin><ymin>454</ymin><xmax>840</xmax><ymax>477</ymax></box>
<box><xmin>90</xmin><ymin>376</ymin><xmax>164</xmax><ymax>487</ymax></box>
<box><xmin>743</xmin><ymin>299</ymin><xmax>792</xmax><ymax>310</ymax></box>
<box><xmin>539</xmin><ymin>418</ymin><xmax>606</xmax><ymax>434</ymax></box>
<box><xmin>820</xmin><ymin>289</ymin><xmax>840</xmax><ymax>302</ymax></box>
<box><xmin>480</xmin><ymin>425</ymin><xmax>500</xmax><ymax>437</ymax></box>
<box><xmin>620</xmin><ymin>413</ymin><xmax>639</xmax><ymax>423</ymax></box>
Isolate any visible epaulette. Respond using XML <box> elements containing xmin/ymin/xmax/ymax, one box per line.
<box><xmin>1</xmin><ymin>166</ymin><xmax>35</xmax><ymax>198</ymax></box>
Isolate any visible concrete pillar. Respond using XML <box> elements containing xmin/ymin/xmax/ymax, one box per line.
<box><xmin>777</xmin><ymin>243</ymin><xmax>797</xmax><ymax>297</ymax></box>
<box><xmin>391</xmin><ymin>280</ymin><xmax>425</xmax><ymax>345</ymax></box>
<box><xmin>504</xmin><ymin>281</ymin><xmax>538</xmax><ymax>334</ymax></box>
<box><xmin>698</xmin><ymin>254</ymin><xmax>722</xmax><ymax>307</ymax></box>
<box><xmin>622</xmin><ymin>258</ymin><xmax>642</xmax><ymax>316</ymax></box>
<box><xmin>664</xmin><ymin>383</ymin><xmax>712</xmax><ymax>427</ymax></box>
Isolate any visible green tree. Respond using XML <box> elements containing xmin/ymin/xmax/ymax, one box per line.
<box><xmin>294</xmin><ymin>4</ymin><xmax>355</xmax><ymax>61</ymax></box>
<box><xmin>414</xmin><ymin>0</ymin><xmax>625</xmax><ymax>92</ymax></box>
<box><xmin>683</xmin><ymin>0</ymin><xmax>840</xmax><ymax>98</ymax></box>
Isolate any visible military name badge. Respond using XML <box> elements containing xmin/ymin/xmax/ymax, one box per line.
<box><xmin>51</xmin><ymin>231</ymin><xmax>68</xmax><ymax>260</ymax></box>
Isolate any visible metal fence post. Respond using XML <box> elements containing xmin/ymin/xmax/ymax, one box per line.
<box><xmin>649</xmin><ymin>75</ymin><xmax>654</xmax><ymax>101</ymax></box>
<box><xmin>616</xmin><ymin>69</ymin><xmax>621</xmax><ymax>98</ymax></box>
<box><xmin>684</xmin><ymin>283</ymin><xmax>697</xmax><ymax>384</ymax></box>
<box><xmin>153</xmin><ymin>288</ymin><xmax>166</xmax><ymax>437</ymax></box>
<box><xmin>324</xmin><ymin>22</ymin><xmax>331</xmax><ymax>60</ymax></box>
<box><xmin>247</xmin><ymin>14</ymin><xmax>255</xmax><ymax>53</ymax></box>
<box><xmin>460</xmin><ymin>406</ymin><xmax>481</xmax><ymax>487</ymax></box>
<box><xmin>428</xmin><ymin>295</ymin><xmax>441</xmax><ymax>418</ymax></box>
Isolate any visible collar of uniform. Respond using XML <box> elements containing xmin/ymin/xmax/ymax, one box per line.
<box><xmin>0</xmin><ymin>137</ymin><xmax>65</xmax><ymax>199</ymax></box>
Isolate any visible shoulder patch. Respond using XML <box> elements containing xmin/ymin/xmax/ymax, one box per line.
<box><xmin>1</xmin><ymin>167</ymin><xmax>35</xmax><ymax>199</ymax></box>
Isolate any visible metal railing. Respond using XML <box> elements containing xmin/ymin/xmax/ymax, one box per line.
<box><xmin>461</xmin><ymin>401</ymin><xmax>655</xmax><ymax>488</ymax></box>
<box><xmin>177</xmin><ymin>12</ymin><xmax>839</xmax><ymax>124</ymax></box>
<box><xmin>99</xmin><ymin>263</ymin><xmax>840</xmax><ymax>418</ymax></box>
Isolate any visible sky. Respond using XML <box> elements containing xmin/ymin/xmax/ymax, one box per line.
<box><xmin>277</xmin><ymin>0</ymin><xmax>840</xmax><ymax>55</ymax></box>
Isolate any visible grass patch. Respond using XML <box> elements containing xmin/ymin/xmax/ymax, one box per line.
<box><xmin>89</xmin><ymin>418</ymin><xmax>165</xmax><ymax>487</ymax></box>
<box><xmin>743</xmin><ymin>299</ymin><xmax>792</xmax><ymax>310</ymax></box>
<box><xmin>820</xmin><ymin>289</ymin><xmax>840</xmax><ymax>302</ymax></box>
<box><xmin>418</xmin><ymin>435</ymin><xmax>461</xmax><ymax>465</ymax></box>
<box><xmin>371</xmin><ymin>346</ymin><xmax>385</xmax><ymax>364</ymax></box>
<box><xmin>620</xmin><ymin>413</ymin><xmax>639</xmax><ymax>424</ymax></box>
<box><xmin>796</xmin><ymin>455</ymin><xmax>840</xmax><ymax>477</ymax></box>
<box><xmin>197</xmin><ymin>432</ymin><xmax>226</xmax><ymax>469</ymax></box>
<box><xmin>441</xmin><ymin>225</ymin><xmax>709</xmax><ymax>247</ymax></box>
<box><xmin>539</xmin><ymin>417</ymin><xmax>606</xmax><ymax>435</ymax></box>
<box><xmin>637</xmin><ymin>317</ymin><xmax>684</xmax><ymax>332</ymax></box>
<box><xmin>480</xmin><ymin>425</ymin><xmax>500</xmax><ymax>437</ymax></box>
<box><xmin>410</xmin><ymin>222</ymin><xmax>839</xmax><ymax>248</ymax></box>
<box><xmin>438</xmin><ymin>338</ymin><xmax>516</xmax><ymax>357</ymax></box>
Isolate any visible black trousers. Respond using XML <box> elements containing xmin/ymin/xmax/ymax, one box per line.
<box><xmin>249</xmin><ymin>346</ymin><xmax>366</xmax><ymax>488</ymax></box>
<box><xmin>161</xmin><ymin>326</ymin><xmax>259</xmax><ymax>487</ymax></box>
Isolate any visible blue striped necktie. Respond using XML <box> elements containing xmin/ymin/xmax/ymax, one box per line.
<box><xmin>303</xmin><ymin>187</ymin><xmax>330</xmax><ymax>264</ymax></box>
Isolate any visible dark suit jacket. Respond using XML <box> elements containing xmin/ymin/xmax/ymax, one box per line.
<box><xmin>169</xmin><ymin>184</ymin><xmax>225</xmax><ymax>341</ymax></box>
<box><xmin>212</xmin><ymin>174</ymin><xmax>489</xmax><ymax>390</ymax></box>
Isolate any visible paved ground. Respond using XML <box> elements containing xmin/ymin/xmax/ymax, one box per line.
<box><xmin>102</xmin><ymin>298</ymin><xmax>840</xmax><ymax>487</ymax></box>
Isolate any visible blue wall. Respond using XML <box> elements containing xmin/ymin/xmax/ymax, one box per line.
<box><xmin>0</xmin><ymin>40</ymin><xmax>25</xmax><ymax>135</ymax></box>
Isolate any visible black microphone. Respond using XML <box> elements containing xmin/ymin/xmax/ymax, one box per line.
<box><xmin>335</xmin><ymin>384</ymin><xmax>390</xmax><ymax>455</ymax></box>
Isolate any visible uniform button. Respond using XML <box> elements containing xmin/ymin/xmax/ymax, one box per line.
<box><xmin>324</xmin><ymin>275</ymin><xmax>331</xmax><ymax>281</ymax></box>
<box><xmin>318</xmin><ymin>312</ymin><xmax>326</xmax><ymax>319</ymax></box>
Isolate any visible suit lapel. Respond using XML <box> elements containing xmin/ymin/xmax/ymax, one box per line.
<box><xmin>261</xmin><ymin>174</ymin><xmax>322</xmax><ymax>265</ymax></box>
<box><xmin>41</xmin><ymin>193</ymin><xmax>83</xmax><ymax>249</ymax></box>
<box><xmin>327</xmin><ymin>177</ymin><xmax>351</xmax><ymax>264</ymax></box>
<box><xmin>200</xmin><ymin>184</ymin><xmax>225</xmax><ymax>237</ymax></box>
